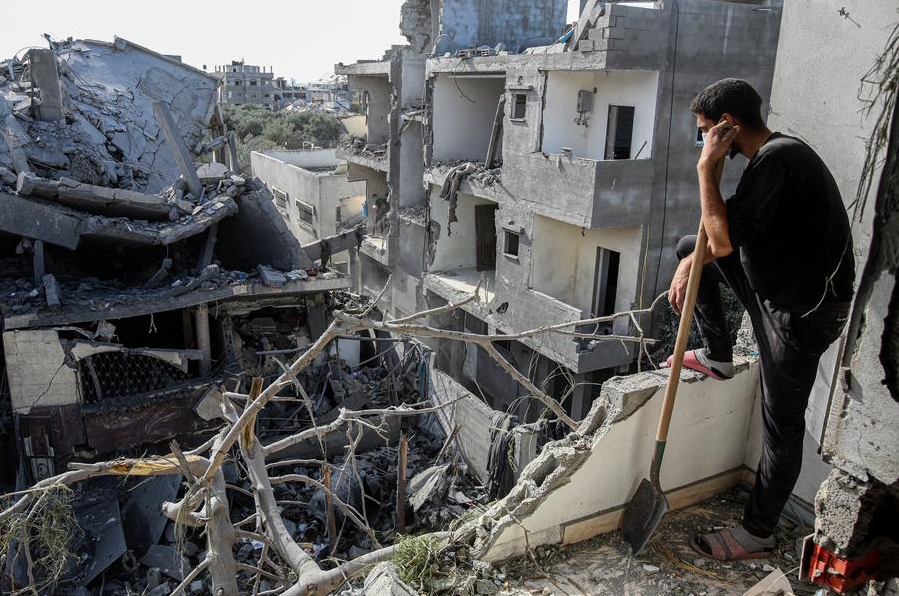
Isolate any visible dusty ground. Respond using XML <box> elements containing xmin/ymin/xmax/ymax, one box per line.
<box><xmin>492</xmin><ymin>486</ymin><xmax>818</xmax><ymax>596</ymax></box>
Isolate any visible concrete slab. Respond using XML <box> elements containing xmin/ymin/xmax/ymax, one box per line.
<box><xmin>17</xmin><ymin>173</ymin><xmax>174</xmax><ymax>220</ymax></box>
<box><xmin>27</xmin><ymin>50</ymin><xmax>65</xmax><ymax>122</ymax></box>
<box><xmin>121</xmin><ymin>475</ymin><xmax>181</xmax><ymax>557</ymax></box>
<box><xmin>364</xmin><ymin>562</ymin><xmax>419</xmax><ymax>596</ymax></box>
<box><xmin>77</xmin><ymin>497</ymin><xmax>127</xmax><ymax>587</ymax></box>
<box><xmin>215</xmin><ymin>186</ymin><xmax>314</xmax><ymax>271</ymax></box>
<box><xmin>0</xmin><ymin>192</ymin><xmax>81</xmax><ymax>250</ymax></box>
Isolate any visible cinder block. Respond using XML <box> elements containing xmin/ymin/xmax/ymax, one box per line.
<box><xmin>603</xmin><ymin>26</ymin><xmax>626</xmax><ymax>40</ymax></box>
<box><xmin>578</xmin><ymin>39</ymin><xmax>595</xmax><ymax>52</ymax></box>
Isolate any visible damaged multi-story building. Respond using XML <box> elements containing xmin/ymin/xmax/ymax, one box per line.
<box><xmin>325</xmin><ymin>0</ymin><xmax>899</xmax><ymax>591</ymax></box>
<box><xmin>212</xmin><ymin>60</ymin><xmax>277</xmax><ymax>109</ymax></box>
<box><xmin>336</xmin><ymin>0</ymin><xmax>780</xmax><ymax>423</ymax></box>
<box><xmin>0</xmin><ymin>38</ymin><xmax>357</xmax><ymax>488</ymax></box>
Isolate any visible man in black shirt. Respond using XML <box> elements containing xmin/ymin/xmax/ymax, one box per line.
<box><xmin>668</xmin><ymin>79</ymin><xmax>854</xmax><ymax>560</ymax></box>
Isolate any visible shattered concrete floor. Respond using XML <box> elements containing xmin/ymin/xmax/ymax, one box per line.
<box><xmin>490</xmin><ymin>487</ymin><xmax>818</xmax><ymax>596</ymax></box>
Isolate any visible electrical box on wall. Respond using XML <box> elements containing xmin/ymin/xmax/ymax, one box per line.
<box><xmin>577</xmin><ymin>89</ymin><xmax>593</xmax><ymax>113</ymax></box>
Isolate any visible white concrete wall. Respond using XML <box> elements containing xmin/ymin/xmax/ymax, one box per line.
<box><xmin>531</xmin><ymin>216</ymin><xmax>641</xmax><ymax>329</ymax></box>
<box><xmin>484</xmin><ymin>363</ymin><xmax>760</xmax><ymax>561</ymax></box>
<box><xmin>765</xmin><ymin>0</ymin><xmax>897</xmax><ymax>495</ymax></box>
<box><xmin>342</xmin><ymin>114</ymin><xmax>368</xmax><ymax>139</ymax></box>
<box><xmin>399</xmin><ymin>121</ymin><xmax>426</xmax><ymax>208</ymax></box>
<box><xmin>429</xmin><ymin>186</ymin><xmax>497</xmax><ymax>270</ymax></box>
<box><xmin>357</xmin><ymin>75</ymin><xmax>392</xmax><ymax>144</ymax></box>
<box><xmin>541</xmin><ymin>70</ymin><xmax>658</xmax><ymax>160</ymax></box>
<box><xmin>433</xmin><ymin>75</ymin><xmax>506</xmax><ymax>162</ymax></box>
<box><xmin>251</xmin><ymin>151</ymin><xmax>365</xmax><ymax>249</ymax></box>
<box><xmin>263</xmin><ymin>148</ymin><xmax>340</xmax><ymax>169</ymax></box>
<box><xmin>4</xmin><ymin>330</ymin><xmax>79</xmax><ymax>412</ymax></box>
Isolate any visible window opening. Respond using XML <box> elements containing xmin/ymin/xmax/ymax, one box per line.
<box><xmin>503</xmin><ymin>230</ymin><xmax>520</xmax><ymax>257</ymax></box>
<box><xmin>592</xmin><ymin>247</ymin><xmax>621</xmax><ymax>334</ymax></box>
<box><xmin>510</xmin><ymin>93</ymin><xmax>527</xmax><ymax>120</ymax></box>
<box><xmin>604</xmin><ymin>105</ymin><xmax>635</xmax><ymax>160</ymax></box>
<box><xmin>272</xmin><ymin>187</ymin><xmax>288</xmax><ymax>209</ymax></box>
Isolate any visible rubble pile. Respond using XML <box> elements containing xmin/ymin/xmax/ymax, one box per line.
<box><xmin>431</xmin><ymin>160</ymin><xmax>502</xmax><ymax>187</ymax></box>
<box><xmin>341</xmin><ymin>135</ymin><xmax>388</xmax><ymax>160</ymax></box>
<box><xmin>0</xmin><ymin>38</ymin><xmax>218</xmax><ymax>194</ymax></box>
<box><xmin>5</xmin><ymin>343</ymin><xmax>486</xmax><ymax>595</ymax></box>
<box><xmin>0</xmin><ymin>36</ymin><xmax>492</xmax><ymax>596</ymax></box>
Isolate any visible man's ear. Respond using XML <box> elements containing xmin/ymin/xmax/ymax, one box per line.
<box><xmin>719</xmin><ymin>113</ymin><xmax>734</xmax><ymax>127</ymax></box>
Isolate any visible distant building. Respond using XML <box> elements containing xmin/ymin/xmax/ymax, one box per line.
<box><xmin>274</xmin><ymin>77</ymin><xmax>306</xmax><ymax>109</ymax></box>
<box><xmin>213</xmin><ymin>61</ymin><xmax>276</xmax><ymax>109</ymax></box>
<box><xmin>251</xmin><ymin>149</ymin><xmax>366</xmax><ymax>269</ymax></box>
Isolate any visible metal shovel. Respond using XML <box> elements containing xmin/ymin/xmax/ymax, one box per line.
<box><xmin>621</xmin><ymin>222</ymin><xmax>710</xmax><ymax>555</ymax></box>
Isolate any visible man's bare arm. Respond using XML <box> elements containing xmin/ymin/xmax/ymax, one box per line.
<box><xmin>697</xmin><ymin>121</ymin><xmax>739</xmax><ymax>258</ymax></box>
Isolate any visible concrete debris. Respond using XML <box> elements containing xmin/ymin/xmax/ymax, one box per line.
<box><xmin>742</xmin><ymin>568</ymin><xmax>794</xmax><ymax>595</ymax></box>
<box><xmin>0</xmin><ymin>38</ymin><xmax>218</xmax><ymax>193</ymax></box>
<box><xmin>75</xmin><ymin>496</ymin><xmax>128</xmax><ymax>587</ymax></box>
<box><xmin>438</xmin><ymin>162</ymin><xmax>478</xmax><ymax>234</ymax></box>
<box><xmin>408</xmin><ymin>463</ymin><xmax>453</xmax><ymax>512</ymax></box>
<box><xmin>364</xmin><ymin>562</ymin><xmax>420</xmax><ymax>595</ymax></box>
<box><xmin>17</xmin><ymin>172</ymin><xmax>182</xmax><ymax>221</ymax></box>
<box><xmin>341</xmin><ymin>135</ymin><xmax>388</xmax><ymax>160</ymax></box>
<box><xmin>0</xmin><ymin>40</ymin><xmax>369</xmax><ymax>596</ymax></box>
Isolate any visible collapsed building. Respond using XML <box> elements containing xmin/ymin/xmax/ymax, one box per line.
<box><xmin>0</xmin><ymin>1</ymin><xmax>896</xmax><ymax>594</ymax></box>
<box><xmin>0</xmin><ymin>38</ymin><xmax>360</xmax><ymax>487</ymax></box>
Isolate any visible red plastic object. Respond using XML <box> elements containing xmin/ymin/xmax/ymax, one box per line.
<box><xmin>803</xmin><ymin>541</ymin><xmax>879</xmax><ymax>593</ymax></box>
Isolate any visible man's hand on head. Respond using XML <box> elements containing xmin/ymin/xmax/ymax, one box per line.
<box><xmin>699</xmin><ymin>120</ymin><xmax>739</xmax><ymax>169</ymax></box>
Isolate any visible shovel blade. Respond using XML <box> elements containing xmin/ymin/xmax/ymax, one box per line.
<box><xmin>621</xmin><ymin>477</ymin><xmax>669</xmax><ymax>555</ymax></box>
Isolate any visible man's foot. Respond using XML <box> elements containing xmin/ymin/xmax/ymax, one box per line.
<box><xmin>665</xmin><ymin>348</ymin><xmax>734</xmax><ymax>380</ymax></box>
<box><xmin>690</xmin><ymin>525</ymin><xmax>774</xmax><ymax>561</ymax></box>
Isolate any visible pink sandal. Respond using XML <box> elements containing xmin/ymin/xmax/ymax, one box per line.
<box><xmin>664</xmin><ymin>350</ymin><xmax>733</xmax><ymax>380</ymax></box>
<box><xmin>691</xmin><ymin>528</ymin><xmax>773</xmax><ymax>561</ymax></box>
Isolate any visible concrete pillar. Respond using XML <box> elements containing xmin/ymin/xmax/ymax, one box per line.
<box><xmin>194</xmin><ymin>305</ymin><xmax>212</xmax><ymax>376</ymax></box>
<box><xmin>28</xmin><ymin>49</ymin><xmax>64</xmax><ymax>122</ymax></box>
<box><xmin>570</xmin><ymin>375</ymin><xmax>589</xmax><ymax>422</ymax></box>
<box><xmin>152</xmin><ymin>101</ymin><xmax>203</xmax><ymax>198</ymax></box>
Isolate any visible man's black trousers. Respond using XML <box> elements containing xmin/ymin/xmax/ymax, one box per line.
<box><xmin>676</xmin><ymin>235</ymin><xmax>849</xmax><ymax>538</ymax></box>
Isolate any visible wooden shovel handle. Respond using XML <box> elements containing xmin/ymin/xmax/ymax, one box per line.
<box><xmin>656</xmin><ymin>224</ymin><xmax>708</xmax><ymax>442</ymax></box>
<box><xmin>655</xmin><ymin>158</ymin><xmax>724</xmax><ymax>442</ymax></box>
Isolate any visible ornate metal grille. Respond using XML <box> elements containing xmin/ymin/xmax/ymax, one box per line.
<box><xmin>79</xmin><ymin>352</ymin><xmax>189</xmax><ymax>404</ymax></box>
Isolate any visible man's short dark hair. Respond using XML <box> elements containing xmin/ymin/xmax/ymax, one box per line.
<box><xmin>690</xmin><ymin>78</ymin><xmax>765</xmax><ymax>130</ymax></box>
